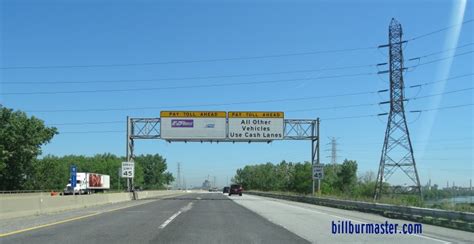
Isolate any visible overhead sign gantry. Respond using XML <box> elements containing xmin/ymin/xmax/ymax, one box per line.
<box><xmin>125</xmin><ymin>111</ymin><xmax>321</xmax><ymax>194</ymax></box>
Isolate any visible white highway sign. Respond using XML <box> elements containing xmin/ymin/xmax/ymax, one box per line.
<box><xmin>121</xmin><ymin>162</ymin><xmax>135</xmax><ymax>178</ymax></box>
<box><xmin>228</xmin><ymin>112</ymin><xmax>284</xmax><ymax>141</ymax></box>
<box><xmin>160</xmin><ymin>111</ymin><xmax>227</xmax><ymax>140</ymax></box>
<box><xmin>313</xmin><ymin>164</ymin><xmax>324</xmax><ymax>180</ymax></box>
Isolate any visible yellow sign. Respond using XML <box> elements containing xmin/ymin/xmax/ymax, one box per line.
<box><xmin>160</xmin><ymin>111</ymin><xmax>226</xmax><ymax>118</ymax></box>
<box><xmin>228</xmin><ymin>111</ymin><xmax>284</xmax><ymax>118</ymax></box>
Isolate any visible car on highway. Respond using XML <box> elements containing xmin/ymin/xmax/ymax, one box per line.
<box><xmin>223</xmin><ymin>186</ymin><xmax>230</xmax><ymax>193</ymax></box>
<box><xmin>228</xmin><ymin>184</ymin><xmax>243</xmax><ymax>196</ymax></box>
<box><xmin>208</xmin><ymin>187</ymin><xmax>219</xmax><ymax>192</ymax></box>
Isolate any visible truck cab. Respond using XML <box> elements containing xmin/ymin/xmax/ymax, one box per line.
<box><xmin>64</xmin><ymin>173</ymin><xmax>87</xmax><ymax>195</ymax></box>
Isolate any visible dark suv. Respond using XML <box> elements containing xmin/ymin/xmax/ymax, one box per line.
<box><xmin>229</xmin><ymin>184</ymin><xmax>243</xmax><ymax>196</ymax></box>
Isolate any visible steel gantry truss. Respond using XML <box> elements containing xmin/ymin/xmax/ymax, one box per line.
<box><xmin>126</xmin><ymin>117</ymin><xmax>320</xmax><ymax>194</ymax></box>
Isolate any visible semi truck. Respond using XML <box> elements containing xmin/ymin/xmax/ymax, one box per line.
<box><xmin>64</xmin><ymin>172</ymin><xmax>110</xmax><ymax>195</ymax></box>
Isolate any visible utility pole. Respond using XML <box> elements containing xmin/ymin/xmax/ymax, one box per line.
<box><xmin>374</xmin><ymin>18</ymin><xmax>422</xmax><ymax>201</ymax></box>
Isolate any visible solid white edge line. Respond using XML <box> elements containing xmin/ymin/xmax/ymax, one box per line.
<box><xmin>238</xmin><ymin>194</ymin><xmax>451</xmax><ymax>244</ymax></box>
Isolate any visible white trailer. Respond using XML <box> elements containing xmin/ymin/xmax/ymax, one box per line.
<box><xmin>64</xmin><ymin>172</ymin><xmax>110</xmax><ymax>195</ymax></box>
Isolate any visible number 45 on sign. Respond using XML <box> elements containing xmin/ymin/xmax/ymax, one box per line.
<box><xmin>313</xmin><ymin>164</ymin><xmax>324</xmax><ymax>180</ymax></box>
<box><xmin>121</xmin><ymin>162</ymin><xmax>134</xmax><ymax>178</ymax></box>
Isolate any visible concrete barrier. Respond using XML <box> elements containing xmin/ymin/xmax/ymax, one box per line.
<box><xmin>0</xmin><ymin>190</ymin><xmax>184</xmax><ymax>220</ymax></box>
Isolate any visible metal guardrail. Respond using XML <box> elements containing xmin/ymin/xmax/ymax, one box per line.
<box><xmin>247</xmin><ymin>191</ymin><xmax>474</xmax><ymax>232</ymax></box>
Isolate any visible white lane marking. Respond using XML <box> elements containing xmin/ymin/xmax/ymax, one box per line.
<box><xmin>158</xmin><ymin>211</ymin><xmax>182</xmax><ymax>229</ymax></box>
<box><xmin>158</xmin><ymin>202</ymin><xmax>193</xmax><ymax>229</ymax></box>
<box><xmin>235</xmin><ymin>195</ymin><xmax>451</xmax><ymax>244</ymax></box>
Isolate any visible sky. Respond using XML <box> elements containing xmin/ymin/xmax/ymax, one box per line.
<box><xmin>1</xmin><ymin>0</ymin><xmax>472</xmax><ymax>188</ymax></box>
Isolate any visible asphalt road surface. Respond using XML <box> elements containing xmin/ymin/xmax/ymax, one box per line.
<box><xmin>1</xmin><ymin>192</ymin><xmax>473</xmax><ymax>243</ymax></box>
<box><xmin>1</xmin><ymin>193</ymin><xmax>307</xmax><ymax>244</ymax></box>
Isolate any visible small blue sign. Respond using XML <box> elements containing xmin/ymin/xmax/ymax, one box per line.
<box><xmin>70</xmin><ymin>165</ymin><xmax>77</xmax><ymax>188</ymax></box>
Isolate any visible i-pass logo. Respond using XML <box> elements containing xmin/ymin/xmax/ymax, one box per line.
<box><xmin>205</xmin><ymin>124</ymin><xmax>215</xmax><ymax>128</ymax></box>
<box><xmin>171</xmin><ymin>119</ymin><xmax>194</xmax><ymax>128</ymax></box>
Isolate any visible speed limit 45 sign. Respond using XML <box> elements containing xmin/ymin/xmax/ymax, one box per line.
<box><xmin>121</xmin><ymin>162</ymin><xmax>134</xmax><ymax>178</ymax></box>
<box><xmin>313</xmin><ymin>164</ymin><xmax>324</xmax><ymax>180</ymax></box>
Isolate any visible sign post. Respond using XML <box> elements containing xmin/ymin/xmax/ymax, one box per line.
<box><xmin>70</xmin><ymin>165</ymin><xmax>77</xmax><ymax>196</ymax></box>
<box><xmin>118</xmin><ymin>167</ymin><xmax>121</xmax><ymax>191</ymax></box>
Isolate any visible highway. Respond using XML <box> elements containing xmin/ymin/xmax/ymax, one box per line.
<box><xmin>1</xmin><ymin>192</ymin><xmax>473</xmax><ymax>243</ymax></box>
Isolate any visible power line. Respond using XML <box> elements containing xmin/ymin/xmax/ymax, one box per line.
<box><xmin>3</xmin><ymin>50</ymin><xmax>470</xmax><ymax>96</ymax></box>
<box><xmin>47</xmin><ymin>102</ymin><xmax>379</xmax><ymax>126</ymax></box>
<box><xmin>2</xmin><ymin>19</ymin><xmax>472</xmax><ymax>71</ymax></box>
<box><xmin>52</xmin><ymin>99</ymin><xmax>456</xmax><ymax>126</ymax></box>
<box><xmin>60</xmin><ymin>130</ymin><xmax>124</xmax><ymax>134</ymax></box>
<box><xmin>4</xmin><ymin>43</ymin><xmax>471</xmax><ymax>86</ymax></box>
<box><xmin>409</xmin><ymin>87</ymin><xmax>473</xmax><ymax>101</ymax></box>
<box><xmin>377</xmin><ymin>50</ymin><xmax>473</xmax><ymax>74</ymax></box>
<box><xmin>414</xmin><ymin>50</ymin><xmax>473</xmax><ymax>67</ymax></box>
<box><xmin>2</xmin><ymin>65</ymin><xmax>376</xmax><ymax>85</ymax></box>
<box><xmin>406</xmin><ymin>19</ymin><xmax>473</xmax><ymax>42</ymax></box>
<box><xmin>48</xmin><ymin>120</ymin><xmax>123</xmax><ymax>126</ymax></box>
<box><xmin>323</xmin><ymin>102</ymin><xmax>474</xmax><ymax>121</ymax></box>
<box><xmin>27</xmin><ymin>90</ymin><xmax>378</xmax><ymax>113</ymax></box>
<box><xmin>322</xmin><ymin>114</ymin><xmax>376</xmax><ymax>121</ymax></box>
<box><xmin>286</xmin><ymin>103</ymin><xmax>377</xmax><ymax>113</ymax></box>
<box><xmin>409</xmin><ymin>73</ymin><xmax>473</xmax><ymax>88</ymax></box>
<box><xmin>1</xmin><ymin>72</ymin><xmax>375</xmax><ymax>96</ymax></box>
<box><xmin>342</xmin><ymin>136</ymin><xmax>474</xmax><ymax>146</ymax></box>
<box><xmin>56</xmin><ymin>102</ymin><xmax>473</xmax><ymax>133</ymax></box>
<box><xmin>408</xmin><ymin>42</ymin><xmax>473</xmax><ymax>61</ymax></box>
<box><xmin>25</xmin><ymin>82</ymin><xmax>473</xmax><ymax>114</ymax></box>
<box><xmin>410</xmin><ymin>103</ymin><xmax>474</xmax><ymax>113</ymax></box>
<box><xmin>0</xmin><ymin>46</ymin><xmax>377</xmax><ymax>70</ymax></box>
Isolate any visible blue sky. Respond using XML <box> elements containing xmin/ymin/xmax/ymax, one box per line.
<box><xmin>1</xmin><ymin>0</ymin><xmax>472</xmax><ymax>188</ymax></box>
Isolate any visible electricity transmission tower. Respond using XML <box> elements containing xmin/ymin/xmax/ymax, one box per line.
<box><xmin>176</xmin><ymin>162</ymin><xmax>182</xmax><ymax>190</ymax></box>
<box><xmin>326</xmin><ymin>137</ymin><xmax>339</xmax><ymax>165</ymax></box>
<box><xmin>374</xmin><ymin>18</ymin><xmax>422</xmax><ymax>200</ymax></box>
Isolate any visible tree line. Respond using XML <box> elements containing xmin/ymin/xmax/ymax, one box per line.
<box><xmin>27</xmin><ymin>153</ymin><xmax>174</xmax><ymax>191</ymax></box>
<box><xmin>233</xmin><ymin>160</ymin><xmax>473</xmax><ymax>207</ymax></box>
<box><xmin>0</xmin><ymin>106</ymin><xmax>174</xmax><ymax>191</ymax></box>
<box><xmin>232</xmin><ymin>160</ymin><xmax>377</xmax><ymax>198</ymax></box>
